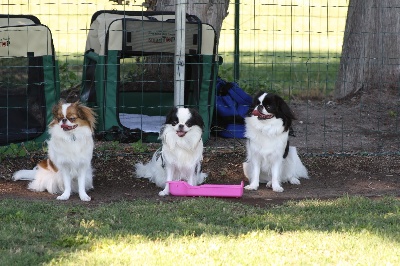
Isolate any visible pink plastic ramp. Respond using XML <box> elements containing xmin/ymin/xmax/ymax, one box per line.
<box><xmin>168</xmin><ymin>181</ymin><xmax>244</xmax><ymax>198</ymax></box>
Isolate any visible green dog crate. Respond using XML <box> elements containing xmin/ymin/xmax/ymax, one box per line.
<box><xmin>0</xmin><ymin>15</ymin><xmax>59</xmax><ymax>146</ymax></box>
<box><xmin>80</xmin><ymin>10</ymin><xmax>219</xmax><ymax>142</ymax></box>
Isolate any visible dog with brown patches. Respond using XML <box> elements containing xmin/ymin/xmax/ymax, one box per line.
<box><xmin>13</xmin><ymin>100</ymin><xmax>96</xmax><ymax>201</ymax></box>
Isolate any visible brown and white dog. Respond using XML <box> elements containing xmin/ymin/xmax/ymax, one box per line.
<box><xmin>13</xmin><ymin>100</ymin><xmax>96</xmax><ymax>201</ymax></box>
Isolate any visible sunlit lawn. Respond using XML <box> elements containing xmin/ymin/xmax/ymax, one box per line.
<box><xmin>0</xmin><ymin>196</ymin><xmax>399</xmax><ymax>265</ymax></box>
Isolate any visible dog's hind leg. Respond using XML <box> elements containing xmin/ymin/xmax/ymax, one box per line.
<box><xmin>289</xmin><ymin>177</ymin><xmax>301</xmax><ymax>185</ymax></box>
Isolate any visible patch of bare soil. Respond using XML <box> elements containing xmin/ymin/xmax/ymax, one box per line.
<box><xmin>1</xmin><ymin>142</ymin><xmax>399</xmax><ymax>207</ymax></box>
<box><xmin>1</xmin><ymin>88</ymin><xmax>399</xmax><ymax>206</ymax></box>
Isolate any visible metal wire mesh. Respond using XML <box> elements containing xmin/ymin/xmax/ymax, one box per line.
<box><xmin>1</xmin><ymin>1</ymin><xmax>399</xmax><ymax>155</ymax></box>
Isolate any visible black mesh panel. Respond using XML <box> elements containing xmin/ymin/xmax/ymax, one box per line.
<box><xmin>0</xmin><ymin>56</ymin><xmax>46</xmax><ymax>145</ymax></box>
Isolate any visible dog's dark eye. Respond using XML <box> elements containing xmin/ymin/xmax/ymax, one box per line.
<box><xmin>171</xmin><ymin>121</ymin><xmax>178</xmax><ymax>126</ymax></box>
<box><xmin>265</xmin><ymin>105</ymin><xmax>272</xmax><ymax>111</ymax></box>
<box><xmin>186</xmin><ymin>122</ymin><xmax>192</xmax><ymax>127</ymax></box>
<box><xmin>68</xmin><ymin>117</ymin><xmax>76</xmax><ymax>122</ymax></box>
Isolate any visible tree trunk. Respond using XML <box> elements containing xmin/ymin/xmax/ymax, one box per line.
<box><xmin>335</xmin><ymin>0</ymin><xmax>400</xmax><ymax>99</ymax></box>
<box><xmin>145</xmin><ymin>0</ymin><xmax>229</xmax><ymax>41</ymax></box>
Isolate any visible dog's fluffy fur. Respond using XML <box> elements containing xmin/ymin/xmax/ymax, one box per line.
<box><xmin>13</xmin><ymin>100</ymin><xmax>96</xmax><ymax>201</ymax></box>
<box><xmin>243</xmin><ymin>92</ymin><xmax>308</xmax><ymax>192</ymax></box>
<box><xmin>135</xmin><ymin>107</ymin><xmax>207</xmax><ymax>196</ymax></box>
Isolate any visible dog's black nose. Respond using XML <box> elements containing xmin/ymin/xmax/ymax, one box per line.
<box><xmin>62</xmin><ymin>118</ymin><xmax>67</xmax><ymax>123</ymax></box>
<box><xmin>178</xmin><ymin>124</ymin><xmax>184</xmax><ymax>130</ymax></box>
<box><xmin>257</xmin><ymin>105</ymin><xmax>264</xmax><ymax>112</ymax></box>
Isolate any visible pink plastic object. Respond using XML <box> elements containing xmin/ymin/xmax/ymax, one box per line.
<box><xmin>167</xmin><ymin>181</ymin><xmax>244</xmax><ymax>198</ymax></box>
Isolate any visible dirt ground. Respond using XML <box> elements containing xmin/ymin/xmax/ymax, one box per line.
<box><xmin>1</xmin><ymin>145</ymin><xmax>399</xmax><ymax>206</ymax></box>
<box><xmin>1</xmin><ymin>87</ymin><xmax>399</xmax><ymax>206</ymax></box>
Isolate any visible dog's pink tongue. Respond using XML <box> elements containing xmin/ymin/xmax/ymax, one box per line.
<box><xmin>252</xmin><ymin>109</ymin><xmax>261</xmax><ymax>116</ymax></box>
<box><xmin>61</xmin><ymin>124</ymin><xmax>77</xmax><ymax>131</ymax></box>
<box><xmin>177</xmin><ymin>131</ymin><xmax>186</xmax><ymax>137</ymax></box>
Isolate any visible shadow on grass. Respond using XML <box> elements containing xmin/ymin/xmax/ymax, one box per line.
<box><xmin>0</xmin><ymin>196</ymin><xmax>398</xmax><ymax>264</ymax></box>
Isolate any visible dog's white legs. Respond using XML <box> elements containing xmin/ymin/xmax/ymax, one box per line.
<box><xmin>187</xmin><ymin>172</ymin><xmax>196</xmax><ymax>186</ymax></box>
<box><xmin>159</xmin><ymin>166</ymin><xmax>173</xmax><ymax>196</ymax></box>
<box><xmin>244</xmin><ymin>161</ymin><xmax>260</xmax><ymax>190</ymax></box>
<box><xmin>78</xmin><ymin>170</ymin><xmax>91</xmax><ymax>201</ymax></box>
<box><xmin>270</xmin><ymin>161</ymin><xmax>284</xmax><ymax>192</ymax></box>
<box><xmin>159</xmin><ymin>183</ymin><xmax>170</xmax><ymax>196</ymax></box>
<box><xmin>57</xmin><ymin>172</ymin><xmax>72</xmax><ymax>200</ymax></box>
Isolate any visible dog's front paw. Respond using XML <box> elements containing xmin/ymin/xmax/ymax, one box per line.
<box><xmin>57</xmin><ymin>193</ymin><xmax>70</xmax><ymax>201</ymax></box>
<box><xmin>244</xmin><ymin>184</ymin><xmax>258</xmax><ymax>190</ymax></box>
<box><xmin>158</xmin><ymin>190</ymin><xmax>169</xmax><ymax>196</ymax></box>
<box><xmin>272</xmin><ymin>185</ymin><xmax>284</xmax><ymax>193</ymax></box>
<box><xmin>266</xmin><ymin>182</ymin><xmax>284</xmax><ymax>192</ymax></box>
<box><xmin>79</xmin><ymin>193</ymin><xmax>91</xmax><ymax>201</ymax></box>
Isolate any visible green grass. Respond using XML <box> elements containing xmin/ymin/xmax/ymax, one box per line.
<box><xmin>1</xmin><ymin>196</ymin><xmax>399</xmax><ymax>265</ymax></box>
<box><xmin>56</xmin><ymin>50</ymin><xmax>341</xmax><ymax>99</ymax></box>
<box><xmin>218</xmin><ymin>51</ymin><xmax>341</xmax><ymax>99</ymax></box>
<box><xmin>1</xmin><ymin>1</ymin><xmax>348</xmax><ymax>98</ymax></box>
<box><xmin>1</xmin><ymin>1</ymin><xmax>347</xmax><ymax>97</ymax></box>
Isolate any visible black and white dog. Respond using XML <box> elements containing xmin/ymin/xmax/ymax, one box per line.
<box><xmin>135</xmin><ymin>107</ymin><xmax>207</xmax><ymax>196</ymax></box>
<box><xmin>243</xmin><ymin>92</ymin><xmax>308</xmax><ymax>192</ymax></box>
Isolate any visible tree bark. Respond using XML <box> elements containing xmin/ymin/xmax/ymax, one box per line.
<box><xmin>335</xmin><ymin>0</ymin><xmax>400</xmax><ymax>99</ymax></box>
<box><xmin>144</xmin><ymin>0</ymin><xmax>230</xmax><ymax>41</ymax></box>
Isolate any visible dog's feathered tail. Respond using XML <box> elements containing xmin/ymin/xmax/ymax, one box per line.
<box><xmin>13</xmin><ymin>166</ymin><xmax>64</xmax><ymax>194</ymax></box>
<box><xmin>135</xmin><ymin>149</ymin><xmax>168</xmax><ymax>188</ymax></box>
<box><xmin>281</xmin><ymin>146</ymin><xmax>308</xmax><ymax>183</ymax></box>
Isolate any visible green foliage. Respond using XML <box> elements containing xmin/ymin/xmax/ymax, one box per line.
<box><xmin>120</xmin><ymin>56</ymin><xmax>146</xmax><ymax>84</ymax></box>
<box><xmin>59</xmin><ymin>61</ymin><xmax>79</xmax><ymax>89</ymax></box>
<box><xmin>96</xmin><ymin>141</ymin><xmax>122</xmax><ymax>161</ymax></box>
<box><xmin>0</xmin><ymin>143</ymin><xmax>26</xmax><ymax>159</ymax></box>
<box><xmin>0</xmin><ymin>141</ymin><xmax>41</xmax><ymax>162</ymax></box>
<box><xmin>131</xmin><ymin>139</ymin><xmax>148</xmax><ymax>153</ymax></box>
<box><xmin>0</xmin><ymin>141</ymin><xmax>45</xmax><ymax>162</ymax></box>
<box><xmin>97</xmin><ymin>141</ymin><xmax>120</xmax><ymax>153</ymax></box>
<box><xmin>388</xmin><ymin>110</ymin><xmax>397</xmax><ymax>118</ymax></box>
<box><xmin>217</xmin><ymin>64</ymin><xmax>234</xmax><ymax>81</ymax></box>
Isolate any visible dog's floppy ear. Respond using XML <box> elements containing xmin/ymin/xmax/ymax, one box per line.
<box><xmin>75</xmin><ymin>102</ymin><xmax>97</xmax><ymax>131</ymax></box>
<box><xmin>275</xmin><ymin>95</ymin><xmax>296</xmax><ymax>131</ymax></box>
<box><xmin>276</xmin><ymin>95</ymin><xmax>296</xmax><ymax>119</ymax></box>
<box><xmin>189</xmin><ymin>108</ymin><xmax>205</xmax><ymax>129</ymax></box>
<box><xmin>165</xmin><ymin>107</ymin><xmax>178</xmax><ymax>124</ymax></box>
